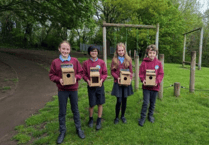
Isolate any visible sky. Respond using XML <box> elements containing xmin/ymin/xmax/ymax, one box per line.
<box><xmin>198</xmin><ymin>0</ymin><xmax>208</xmax><ymax>14</ymax></box>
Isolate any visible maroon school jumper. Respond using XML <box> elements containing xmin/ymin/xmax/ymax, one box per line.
<box><xmin>139</xmin><ymin>57</ymin><xmax>164</xmax><ymax>91</ymax></box>
<box><xmin>49</xmin><ymin>57</ymin><xmax>83</xmax><ymax>91</ymax></box>
<box><xmin>111</xmin><ymin>60</ymin><xmax>133</xmax><ymax>83</ymax></box>
<box><xmin>82</xmin><ymin>58</ymin><xmax>107</xmax><ymax>82</ymax></box>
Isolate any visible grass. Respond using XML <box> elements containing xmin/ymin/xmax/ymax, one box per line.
<box><xmin>1</xmin><ymin>86</ymin><xmax>11</xmax><ymax>90</ymax></box>
<box><xmin>12</xmin><ymin>59</ymin><xmax>209</xmax><ymax>145</ymax></box>
<box><xmin>4</xmin><ymin>78</ymin><xmax>18</xmax><ymax>83</ymax></box>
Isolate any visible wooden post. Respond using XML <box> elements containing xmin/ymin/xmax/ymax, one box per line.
<box><xmin>103</xmin><ymin>22</ymin><xmax>107</xmax><ymax>67</ymax></box>
<box><xmin>189</xmin><ymin>51</ymin><xmax>196</xmax><ymax>93</ymax></box>
<box><xmin>135</xmin><ymin>56</ymin><xmax>139</xmax><ymax>91</ymax></box>
<box><xmin>183</xmin><ymin>34</ymin><xmax>186</xmax><ymax>67</ymax></box>
<box><xmin>198</xmin><ymin>28</ymin><xmax>203</xmax><ymax>70</ymax></box>
<box><xmin>155</xmin><ymin>23</ymin><xmax>159</xmax><ymax>58</ymax></box>
<box><xmin>174</xmin><ymin>82</ymin><xmax>180</xmax><ymax>97</ymax></box>
<box><xmin>158</xmin><ymin>54</ymin><xmax>164</xmax><ymax>99</ymax></box>
<box><xmin>129</xmin><ymin>50</ymin><xmax>131</xmax><ymax>57</ymax></box>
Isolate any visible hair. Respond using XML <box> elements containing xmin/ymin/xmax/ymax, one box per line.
<box><xmin>111</xmin><ymin>42</ymin><xmax>132</xmax><ymax>69</ymax></box>
<box><xmin>58</xmin><ymin>40</ymin><xmax>71</xmax><ymax>48</ymax></box>
<box><xmin>145</xmin><ymin>44</ymin><xmax>158</xmax><ymax>57</ymax></box>
<box><xmin>88</xmin><ymin>46</ymin><xmax>99</xmax><ymax>55</ymax></box>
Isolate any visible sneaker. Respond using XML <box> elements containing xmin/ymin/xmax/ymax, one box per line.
<box><xmin>114</xmin><ymin>118</ymin><xmax>119</xmax><ymax>124</ymax></box>
<box><xmin>96</xmin><ymin>118</ymin><xmax>102</xmax><ymax>130</ymax></box>
<box><xmin>121</xmin><ymin>117</ymin><xmax>127</xmax><ymax>124</ymax></box>
<box><xmin>76</xmin><ymin>128</ymin><xmax>85</xmax><ymax>139</ymax></box>
<box><xmin>57</xmin><ymin>132</ymin><xmax>66</xmax><ymax>144</ymax></box>
<box><xmin>88</xmin><ymin>119</ymin><xmax>93</xmax><ymax>128</ymax></box>
<box><xmin>138</xmin><ymin>118</ymin><xmax>145</xmax><ymax>127</ymax></box>
<box><xmin>148</xmin><ymin>116</ymin><xmax>155</xmax><ymax>123</ymax></box>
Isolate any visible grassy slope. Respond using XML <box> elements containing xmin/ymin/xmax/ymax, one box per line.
<box><xmin>12</xmin><ymin>59</ymin><xmax>209</xmax><ymax>145</ymax></box>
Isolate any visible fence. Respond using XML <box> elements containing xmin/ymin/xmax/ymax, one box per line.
<box><xmin>80</xmin><ymin>43</ymin><xmax>115</xmax><ymax>54</ymax></box>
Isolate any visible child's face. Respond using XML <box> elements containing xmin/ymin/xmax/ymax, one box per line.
<box><xmin>117</xmin><ymin>46</ymin><xmax>125</xmax><ymax>57</ymax></box>
<box><xmin>148</xmin><ymin>50</ymin><xmax>156</xmax><ymax>60</ymax></box>
<box><xmin>59</xmin><ymin>43</ymin><xmax>70</xmax><ymax>58</ymax></box>
<box><xmin>90</xmin><ymin>49</ymin><xmax>98</xmax><ymax>58</ymax></box>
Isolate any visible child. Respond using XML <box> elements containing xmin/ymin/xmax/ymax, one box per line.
<box><xmin>111</xmin><ymin>42</ymin><xmax>133</xmax><ymax>124</ymax></box>
<box><xmin>138</xmin><ymin>44</ymin><xmax>164</xmax><ymax>126</ymax></box>
<box><xmin>49</xmin><ymin>41</ymin><xmax>85</xmax><ymax>144</ymax></box>
<box><xmin>82</xmin><ymin>46</ymin><xmax>107</xmax><ymax>130</ymax></box>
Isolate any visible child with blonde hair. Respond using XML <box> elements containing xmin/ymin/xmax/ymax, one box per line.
<box><xmin>111</xmin><ymin>42</ymin><xmax>133</xmax><ymax>124</ymax></box>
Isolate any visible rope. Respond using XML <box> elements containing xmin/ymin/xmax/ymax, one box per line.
<box><xmin>147</xmin><ymin>29</ymin><xmax>150</xmax><ymax>45</ymax></box>
<box><xmin>114</xmin><ymin>30</ymin><xmax>117</xmax><ymax>48</ymax></box>
<box><xmin>126</xmin><ymin>28</ymin><xmax>127</xmax><ymax>46</ymax></box>
<box><xmin>181</xmin><ymin>86</ymin><xmax>209</xmax><ymax>92</ymax></box>
<box><xmin>136</xmin><ymin>29</ymin><xmax>139</xmax><ymax>51</ymax></box>
<box><xmin>163</xmin><ymin>84</ymin><xmax>173</xmax><ymax>88</ymax></box>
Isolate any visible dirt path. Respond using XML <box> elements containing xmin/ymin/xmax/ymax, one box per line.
<box><xmin>0</xmin><ymin>51</ymin><xmax>57</xmax><ymax>144</ymax></box>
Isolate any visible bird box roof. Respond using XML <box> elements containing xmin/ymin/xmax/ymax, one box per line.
<box><xmin>146</xmin><ymin>69</ymin><xmax>156</xmax><ymax>76</ymax></box>
<box><xmin>120</xmin><ymin>70</ymin><xmax>131</xmax><ymax>75</ymax></box>
<box><xmin>90</xmin><ymin>67</ymin><xmax>100</xmax><ymax>77</ymax></box>
<box><xmin>62</xmin><ymin>67</ymin><xmax>74</xmax><ymax>73</ymax></box>
<box><xmin>61</xmin><ymin>63</ymin><xmax>74</xmax><ymax>73</ymax></box>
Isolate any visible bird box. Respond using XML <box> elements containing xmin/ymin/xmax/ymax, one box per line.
<box><xmin>120</xmin><ymin>69</ymin><xmax>131</xmax><ymax>85</ymax></box>
<box><xmin>61</xmin><ymin>63</ymin><xmax>75</xmax><ymax>85</ymax></box>
<box><xmin>145</xmin><ymin>69</ymin><xmax>156</xmax><ymax>86</ymax></box>
<box><xmin>90</xmin><ymin>67</ymin><xmax>100</xmax><ymax>87</ymax></box>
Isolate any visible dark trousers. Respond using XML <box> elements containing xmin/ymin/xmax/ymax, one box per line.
<box><xmin>58</xmin><ymin>91</ymin><xmax>81</xmax><ymax>133</ymax></box>
<box><xmin>115</xmin><ymin>89</ymin><xmax>127</xmax><ymax>118</ymax></box>
<box><xmin>140</xmin><ymin>89</ymin><xmax>158</xmax><ymax>119</ymax></box>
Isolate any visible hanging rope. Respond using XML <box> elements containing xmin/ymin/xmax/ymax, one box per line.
<box><xmin>114</xmin><ymin>29</ymin><xmax>117</xmax><ymax>49</ymax></box>
<box><xmin>136</xmin><ymin>29</ymin><xmax>139</xmax><ymax>52</ymax></box>
<box><xmin>126</xmin><ymin>28</ymin><xmax>127</xmax><ymax>49</ymax></box>
<box><xmin>147</xmin><ymin>29</ymin><xmax>150</xmax><ymax>45</ymax></box>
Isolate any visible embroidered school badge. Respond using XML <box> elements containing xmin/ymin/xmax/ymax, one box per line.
<box><xmin>155</xmin><ymin>65</ymin><xmax>159</xmax><ymax>70</ymax></box>
<box><xmin>96</xmin><ymin>65</ymin><xmax>101</xmax><ymax>69</ymax></box>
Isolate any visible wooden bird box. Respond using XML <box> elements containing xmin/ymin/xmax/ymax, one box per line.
<box><xmin>120</xmin><ymin>69</ymin><xmax>131</xmax><ymax>85</ymax></box>
<box><xmin>61</xmin><ymin>63</ymin><xmax>75</xmax><ymax>85</ymax></box>
<box><xmin>90</xmin><ymin>67</ymin><xmax>100</xmax><ymax>87</ymax></box>
<box><xmin>145</xmin><ymin>69</ymin><xmax>156</xmax><ymax>86</ymax></box>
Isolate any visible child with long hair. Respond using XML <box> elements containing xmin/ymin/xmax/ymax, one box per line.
<box><xmin>111</xmin><ymin>42</ymin><xmax>133</xmax><ymax>124</ymax></box>
<box><xmin>49</xmin><ymin>41</ymin><xmax>85</xmax><ymax>144</ymax></box>
<box><xmin>138</xmin><ymin>44</ymin><xmax>164</xmax><ymax>126</ymax></box>
<box><xmin>82</xmin><ymin>46</ymin><xmax>107</xmax><ymax>130</ymax></box>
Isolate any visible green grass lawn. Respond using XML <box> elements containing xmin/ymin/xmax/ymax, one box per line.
<box><xmin>12</xmin><ymin>60</ymin><xmax>209</xmax><ymax>145</ymax></box>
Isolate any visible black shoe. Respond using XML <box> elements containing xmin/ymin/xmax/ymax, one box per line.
<box><xmin>121</xmin><ymin>117</ymin><xmax>127</xmax><ymax>124</ymax></box>
<box><xmin>76</xmin><ymin>128</ymin><xmax>85</xmax><ymax>139</ymax></box>
<box><xmin>88</xmin><ymin>119</ymin><xmax>93</xmax><ymax>128</ymax></box>
<box><xmin>57</xmin><ymin>132</ymin><xmax>66</xmax><ymax>144</ymax></box>
<box><xmin>114</xmin><ymin>118</ymin><xmax>119</xmax><ymax>124</ymax></box>
<box><xmin>148</xmin><ymin>116</ymin><xmax>155</xmax><ymax>123</ymax></box>
<box><xmin>96</xmin><ymin>118</ymin><xmax>102</xmax><ymax>130</ymax></box>
<box><xmin>138</xmin><ymin>118</ymin><xmax>145</xmax><ymax>127</ymax></box>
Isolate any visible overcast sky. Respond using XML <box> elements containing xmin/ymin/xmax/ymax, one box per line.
<box><xmin>198</xmin><ymin>0</ymin><xmax>208</xmax><ymax>13</ymax></box>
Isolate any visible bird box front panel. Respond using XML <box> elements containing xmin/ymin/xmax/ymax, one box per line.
<box><xmin>145</xmin><ymin>69</ymin><xmax>156</xmax><ymax>86</ymax></box>
<box><xmin>120</xmin><ymin>69</ymin><xmax>131</xmax><ymax>85</ymax></box>
<box><xmin>90</xmin><ymin>67</ymin><xmax>100</xmax><ymax>87</ymax></box>
<box><xmin>61</xmin><ymin>63</ymin><xmax>75</xmax><ymax>85</ymax></box>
